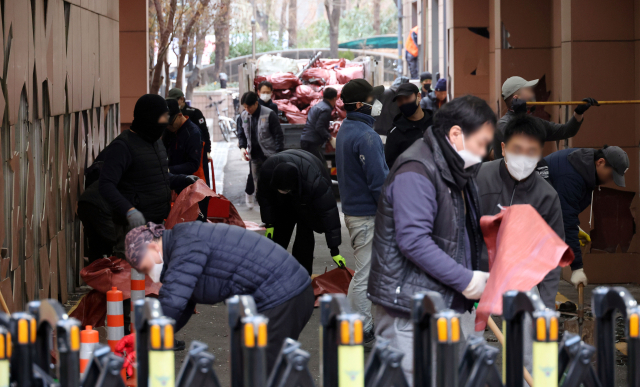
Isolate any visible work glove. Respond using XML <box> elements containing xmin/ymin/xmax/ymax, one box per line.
<box><xmin>126</xmin><ymin>209</ymin><xmax>146</xmax><ymax>229</ymax></box>
<box><xmin>241</xmin><ymin>148</ymin><xmax>250</xmax><ymax>161</ymax></box>
<box><xmin>574</xmin><ymin>97</ymin><xmax>599</xmax><ymax>115</ymax></box>
<box><xmin>114</xmin><ymin>334</ymin><xmax>136</xmax><ymax>377</ymax></box>
<box><xmin>462</xmin><ymin>271</ymin><xmax>490</xmax><ymax>300</ymax></box>
<box><xmin>185</xmin><ymin>175</ymin><xmax>199</xmax><ymax>185</ymax></box>
<box><xmin>511</xmin><ymin>98</ymin><xmax>528</xmax><ymax>114</ymax></box>
<box><xmin>578</xmin><ymin>227</ymin><xmax>591</xmax><ymax>247</ymax></box>
<box><xmin>265</xmin><ymin>227</ymin><xmax>274</xmax><ymax>239</ymax></box>
<box><xmin>332</xmin><ymin>254</ymin><xmax>346</xmax><ymax>268</ymax></box>
<box><xmin>570</xmin><ymin>268</ymin><xmax>588</xmax><ymax>289</ymax></box>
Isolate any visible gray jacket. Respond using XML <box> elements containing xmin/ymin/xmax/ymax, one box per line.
<box><xmin>476</xmin><ymin>159</ymin><xmax>565</xmax><ymax>268</ymax></box>
<box><xmin>300</xmin><ymin>99</ymin><xmax>333</xmax><ymax>144</ymax></box>
<box><xmin>493</xmin><ymin>111</ymin><xmax>582</xmax><ymax>159</ymax></box>
<box><xmin>367</xmin><ymin>127</ymin><xmax>483</xmax><ymax>314</ymax></box>
<box><xmin>240</xmin><ymin>105</ymin><xmax>282</xmax><ymax>158</ymax></box>
<box><xmin>374</xmin><ymin>76</ymin><xmax>409</xmax><ymax>136</ymax></box>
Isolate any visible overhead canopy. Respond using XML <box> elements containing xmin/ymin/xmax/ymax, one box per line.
<box><xmin>338</xmin><ymin>35</ymin><xmax>398</xmax><ymax>49</ymax></box>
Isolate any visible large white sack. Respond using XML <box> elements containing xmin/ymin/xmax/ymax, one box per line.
<box><xmin>256</xmin><ymin>55</ymin><xmax>299</xmax><ymax>76</ymax></box>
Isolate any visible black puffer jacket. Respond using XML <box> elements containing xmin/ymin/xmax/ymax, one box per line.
<box><xmin>257</xmin><ymin>150</ymin><xmax>341</xmax><ymax>249</ymax></box>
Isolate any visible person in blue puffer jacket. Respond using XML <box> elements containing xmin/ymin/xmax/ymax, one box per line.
<box><xmin>123</xmin><ymin>221</ymin><xmax>313</xmax><ymax>372</ymax></box>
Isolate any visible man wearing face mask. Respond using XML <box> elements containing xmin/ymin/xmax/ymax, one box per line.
<box><xmin>493</xmin><ymin>76</ymin><xmax>598</xmax><ymax>162</ymax></box>
<box><xmin>335</xmin><ymin>78</ymin><xmax>387</xmax><ymax>348</ymax></box>
<box><xmin>99</xmin><ymin>94</ymin><xmax>199</xmax><ymax>258</ymax></box>
<box><xmin>367</xmin><ymin>95</ymin><xmax>495</xmax><ymax>384</ymax></box>
<box><xmin>419</xmin><ymin>72</ymin><xmax>432</xmax><ymax>97</ymax></box>
<box><xmin>384</xmin><ymin>83</ymin><xmax>433</xmax><ymax>167</ymax></box>
<box><xmin>256</xmin><ymin>150</ymin><xmax>343</xmax><ymax>275</ymax></box>
<box><xmin>420</xmin><ymin>78</ymin><xmax>447</xmax><ymax>112</ymax></box>
<box><xmin>257</xmin><ymin>80</ymin><xmax>279</xmax><ymax>115</ymax></box>
<box><xmin>545</xmin><ymin>144</ymin><xmax>629</xmax><ymax>290</ymax></box>
<box><xmin>476</xmin><ymin>114</ymin><xmax>564</xmax><ymax>308</ymax></box>
<box><xmin>123</xmin><ymin>221</ymin><xmax>314</xmax><ymax>373</ymax></box>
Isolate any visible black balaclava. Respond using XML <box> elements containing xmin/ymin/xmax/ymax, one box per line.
<box><xmin>130</xmin><ymin>94</ymin><xmax>170</xmax><ymax>143</ymax></box>
<box><xmin>271</xmin><ymin>163</ymin><xmax>299</xmax><ymax>193</ymax></box>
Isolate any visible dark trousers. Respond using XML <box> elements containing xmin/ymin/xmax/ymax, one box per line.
<box><xmin>77</xmin><ymin>203</ymin><xmax>116</xmax><ymax>263</ymax></box>
<box><xmin>406</xmin><ymin>52</ymin><xmax>419</xmax><ymax>79</ymax></box>
<box><xmin>272</xmin><ymin>214</ymin><xmax>315</xmax><ymax>276</ymax></box>
<box><xmin>262</xmin><ymin>285</ymin><xmax>315</xmax><ymax>373</ymax></box>
<box><xmin>300</xmin><ymin>140</ymin><xmax>327</xmax><ymax>168</ymax></box>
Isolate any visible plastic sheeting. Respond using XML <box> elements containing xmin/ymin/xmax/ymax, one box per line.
<box><xmin>475</xmin><ymin>205</ymin><xmax>574</xmax><ymax>331</ymax></box>
<box><xmin>166</xmin><ymin>179</ymin><xmax>244</xmax><ymax>229</ymax></box>
<box><xmin>312</xmin><ymin>266</ymin><xmax>355</xmax><ymax>307</ymax></box>
<box><xmin>256</xmin><ymin>55</ymin><xmax>300</xmax><ymax>76</ymax></box>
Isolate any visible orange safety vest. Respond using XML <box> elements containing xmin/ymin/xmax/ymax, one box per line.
<box><xmin>405</xmin><ymin>26</ymin><xmax>419</xmax><ymax>57</ymax></box>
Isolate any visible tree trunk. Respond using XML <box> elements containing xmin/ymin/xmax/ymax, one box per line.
<box><xmin>150</xmin><ymin>0</ymin><xmax>178</xmax><ymax>95</ymax></box>
<box><xmin>175</xmin><ymin>0</ymin><xmax>210</xmax><ymax>91</ymax></box>
<box><xmin>287</xmin><ymin>0</ymin><xmax>297</xmax><ymax>48</ymax></box>
<box><xmin>185</xmin><ymin>66</ymin><xmax>200</xmax><ymax>101</ymax></box>
<box><xmin>213</xmin><ymin>0</ymin><xmax>231</xmax><ymax>81</ymax></box>
<box><xmin>325</xmin><ymin>0</ymin><xmax>341</xmax><ymax>57</ymax></box>
<box><xmin>373</xmin><ymin>0</ymin><xmax>381</xmax><ymax>35</ymax></box>
<box><xmin>164</xmin><ymin>59</ymin><xmax>171</xmax><ymax>96</ymax></box>
<box><xmin>278</xmin><ymin>0</ymin><xmax>287</xmax><ymax>45</ymax></box>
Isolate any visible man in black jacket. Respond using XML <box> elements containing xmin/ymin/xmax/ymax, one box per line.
<box><xmin>257</xmin><ymin>80</ymin><xmax>279</xmax><ymax>114</ymax></box>
<box><xmin>166</xmin><ymin>88</ymin><xmax>212</xmax><ymax>186</ymax></box>
<box><xmin>373</xmin><ymin>76</ymin><xmax>409</xmax><ymax>136</ymax></box>
<box><xmin>300</xmin><ymin>87</ymin><xmax>338</xmax><ymax>166</ymax></box>
<box><xmin>237</xmin><ymin>91</ymin><xmax>285</xmax><ymax>198</ymax></box>
<box><xmin>476</xmin><ymin>114</ymin><xmax>564</xmax><ymax>308</ymax></box>
<box><xmin>385</xmin><ymin>83</ymin><xmax>433</xmax><ymax>167</ymax></box>
<box><xmin>99</xmin><ymin>94</ymin><xmax>197</xmax><ymax>258</ymax></box>
<box><xmin>257</xmin><ymin>149</ymin><xmax>343</xmax><ymax>275</ymax></box>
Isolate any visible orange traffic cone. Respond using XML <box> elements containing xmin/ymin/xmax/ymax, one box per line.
<box><xmin>80</xmin><ymin>326</ymin><xmax>98</xmax><ymax>374</ymax></box>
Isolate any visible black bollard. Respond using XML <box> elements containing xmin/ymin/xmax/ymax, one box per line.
<box><xmin>434</xmin><ymin>310</ymin><xmax>460</xmax><ymax>387</ymax></box>
<box><xmin>9</xmin><ymin>312</ymin><xmax>37</xmax><ymax>387</ymax></box>
<box><xmin>557</xmin><ymin>333</ymin><xmax>600</xmax><ymax>387</ymax></box>
<box><xmin>267</xmin><ymin>338</ymin><xmax>315</xmax><ymax>387</ymax></box>
<box><xmin>242</xmin><ymin>315</ymin><xmax>269</xmax><ymax>387</ymax></box>
<box><xmin>458</xmin><ymin>336</ymin><xmax>502</xmax><ymax>387</ymax></box>
<box><xmin>176</xmin><ymin>341</ymin><xmax>222</xmax><ymax>387</ymax></box>
<box><xmin>411</xmin><ymin>291</ymin><xmax>446</xmax><ymax>387</ymax></box>
<box><xmin>227</xmin><ymin>295</ymin><xmax>265</xmax><ymax>387</ymax></box>
<box><xmin>135</xmin><ymin>297</ymin><xmax>176</xmax><ymax>387</ymax></box>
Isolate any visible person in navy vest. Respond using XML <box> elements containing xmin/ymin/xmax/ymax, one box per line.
<box><xmin>124</xmin><ymin>222</ymin><xmax>314</xmax><ymax>373</ymax></box>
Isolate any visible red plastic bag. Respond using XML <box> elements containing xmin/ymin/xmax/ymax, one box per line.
<box><xmin>80</xmin><ymin>257</ymin><xmax>162</xmax><ymax>299</ymax></box>
<box><xmin>316</xmin><ymin>58</ymin><xmax>346</xmax><ymax>69</ymax></box>
<box><xmin>336</xmin><ymin>65</ymin><xmax>364</xmax><ymax>84</ymax></box>
<box><xmin>311</xmin><ymin>266</ymin><xmax>355</xmax><ymax>307</ymax></box>
<box><xmin>267</xmin><ymin>72</ymin><xmax>300</xmax><ymax>89</ymax></box>
<box><xmin>273</xmin><ymin>99</ymin><xmax>308</xmax><ymax>124</ymax></box>
<box><xmin>273</xmin><ymin>89</ymin><xmax>294</xmax><ymax>100</ymax></box>
<box><xmin>166</xmin><ymin>180</ymin><xmax>244</xmax><ymax>229</ymax></box>
<box><xmin>296</xmin><ymin>85</ymin><xmax>323</xmax><ymax>105</ymax></box>
<box><xmin>333</xmin><ymin>98</ymin><xmax>347</xmax><ymax>120</ymax></box>
<box><xmin>475</xmin><ymin>205</ymin><xmax>574</xmax><ymax>331</ymax></box>
<box><xmin>69</xmin><ymin>290</ymin><xmax>108</xmax><ymax>328</ymax></box>
<box><xmin>302</xmin><ymin>68</ymin><xmax>330</xmax><ymax>82</ymax></box>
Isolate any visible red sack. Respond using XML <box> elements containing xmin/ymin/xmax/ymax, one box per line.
<box><xmin>273</xmin><ymin>89</ymin><xmax>294</xmax><ymax>100</ymax></box>
<box><xmin>253</xmin><ymin>76</ymin><xmax>267</xmax><ymax>91</ymax></box>
<box><xmin>316</xmin><ymin>58</ymin><xmax>346</xmax><ymax>69</ymax></box>
<box><xmin>69</xmin><ymin>290</ymin><xmax>108</xmax><ymax>328</ymax></box>
<box><xmin>333</xmin><ymin>98</ymin><xmax>347</xmax><ymax>120</ymax></box>
<box><xmin>302</xmin><ymin>68</ymin><xmax>330</xmax><ymax>82</ymax></box>
<box><xmin>296</xmin><ymin>85</ymin><xmax>323</xmax><ymax>105</ymax></box>
<box><xmin>312</xmin><ymin>266</ymin><xmax>355</xmax><ymax>307</ymax></box>
<box><xmin>80</xmin><ymin>257</ymin><xmax>162</xmax><ymax>299</ymax></box>
<box><xmin>285</xmin><ymin>111</ymin><xmax>308</xmax><ymax>124</ymax></box>
<box><xmin>336</xmin><ymin>65</ymin><xmax>364</xmax><ymax>84</ymax></box>
<box><xmin>273</xmin><ymin>99</ymin><xmax>308</xmax><ymax>124</ymax></box>
<box><xmin>166</xmin><ymin>180</ymin><xmax>244</xmax><ymax>229</ymax></box>
<box><xmin>267</xmin><ymin>72</ymin><xmax>300</xmax><ymax>89</ymax></box>
<box><xmin>475</xmin><ymin>205</ymin><xmax>574</xmax><ymax>331</ymax></box>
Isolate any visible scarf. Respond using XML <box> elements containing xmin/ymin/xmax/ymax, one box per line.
<box><xmin>432</xmin><ymin>126</ymin><xmax>475</xmax><ymax>190</ymax></box>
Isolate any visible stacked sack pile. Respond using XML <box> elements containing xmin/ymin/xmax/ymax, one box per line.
<box><xmin>253</xmin><ymin>55</ymin><xmax>365</xmax><ymax>134</ymax></box>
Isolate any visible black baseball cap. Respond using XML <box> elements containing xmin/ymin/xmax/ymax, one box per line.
<box><xmin>341</xmin><ymin>79</ymin><xmax>384</xmax><ymax>105</ymax></box>
<box><xmin>602</xmin><ymin>145</ymin><xmax>629</xmax><ymax>187</ymax></box>
<box><xmin>166</xmin><ymin>99</ymin><xmax>181</xmax><ymax>122</ymax></box>
<box><xmin>392</xmin><ymin>83</ymin><xmax>420</xmax><ymax>102</ymax></box>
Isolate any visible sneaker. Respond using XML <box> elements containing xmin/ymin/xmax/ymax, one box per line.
<box><xmin>245</xmin><ymin>193</ymin><xmax>254</xmax><ymax>209</ymax></box>
<box><xmin>174</xmin><ymin>339</ymin><xmax>186</xmax><ymax>351</ymax></box>
<box><xmin>363</xmin><ymin>327</ymin><xmax>376</xmax><ymax>350</ymax></box>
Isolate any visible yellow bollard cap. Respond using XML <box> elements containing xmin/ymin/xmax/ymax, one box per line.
<box><xmin>164</xmin><ymin>324</ymin><xmax>174</xmax><ymax>349</ymax></box>
<box><xmin>18</xmin><ymin>320</ymin><xmax>28</xmax><ymax>345</ymax></box>
<box><xmin>150</xmin><ymin>325</ymin><xmax>161</xmax><ymax>349</ymax></box>
<box><xmin>340</xmin><ymin>320</ymin><xmax>350</xmax><ymax>345</ymax></box>
<box><xmin>0</xmin><ymin>334</ymin><xmax>5</xmax><ymax>359</ymax></box>
<box><xmin>630</xmin><ymin>314</ymin><xmax>639</xmax><ymax>338</ymax></box>
<box><xmin>70</xmin><ymin>326</ymin><xmax>80</xmax><ymax>351</ymax></box>
<box><xmin>536</xmin><ymin>317</ymin><xmax>547</xmax><ymax>342</ymax></box>
<box><xmin>257</xmin><ymin>322</ymin><xmax>267</xmax><ymax>347</ymax></box>
<box><xmin>244</xmin><ymin>323</ymin><xmax>255</xmax><ymax>348</ymax></box>
<box><xmin>353</xmin><ymin>319</ymin><xmax>363</xmax><ymax>345</ymax></box>
<box><xmin>549</xmin><ymin>317</ymin><xmax>558</xmax><ymax>341</ymax></box>
<box><xmin>30</xmin><ymin>319</ymin><xmax>36</xmax><ymax>344</ymax></box>
<box><xmin>451</xmin><ymin>317</ymin><xmax>460</xmax><ymax>343</ymax></box>
<box><xmin>437</xmin><ymin>317</ymin><xmax>448</xmax><ymax>342</ymax></box>
<box><xmin>6</xmin><ymin>333</ymin><xmax>11</xmax><ymax>359</ymax></box>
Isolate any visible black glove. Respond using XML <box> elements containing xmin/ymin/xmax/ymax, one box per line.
<box><xmin>186</xmin><ymin>175</ymin><xmax>199</xmax><ymax>185</ymax></box>
<box><xmin>511</xmin><ymin>98</ymin><xmax>528</xmax><ymax>114</ymax></box>
<box><xmin>574</xmin><ymin>97</ymin><xmax>599</xmax><ymax>115</ymax></box>
<box><xmin>126</xmin><ymin>209</ymin><xmax>146</xmax><ymax>229</ymax></box>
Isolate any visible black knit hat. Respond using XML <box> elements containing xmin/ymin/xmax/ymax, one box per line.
<box><xmin>270</xmin><ymin>163</ymin><xmax>299</xmax><ymax>192</ymax></box>
<box><xmin>131</xmin><ymin>94</ymin><xmax>169</xmax><ymax>143</ymax></box>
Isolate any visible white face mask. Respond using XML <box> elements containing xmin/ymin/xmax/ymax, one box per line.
<box><xmin>260</xmin><ymin>93</ymin><xmax>272</xmax><ymax>103</ymax></box>
<box><xmin>364</xmin><ymin>99</ymin><xmax>383</xmax><ymax>117</ymax></box>
<box><xmin>505</xmin><ymin>151</ymin><xmax>539</xmax><ymax>181</ymax></box>
<box><xmin>451</xmin><ymin>133</ymin><xmax>482</xmax><ymax>169</ymax></box>
<box><xmin>148</xmin><ymin>251</ymin><xmax>164</xmax><ymax>283</ymax></box>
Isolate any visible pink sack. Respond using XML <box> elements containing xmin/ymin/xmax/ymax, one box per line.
<box><xmin>267</xmin><ymin>72</ymin><xmax>300</xmax><ymax>89</ymax></box>
<box><xmin>336</xmin><ymin>65</ymin><xmax>365</xmax><ymax>84</ymax></box>
<box><xmin>296</xmin><ymin>85</ymin><xmax>323</xmax><ymax>105</ymax></box>
<box><xmin>475</xmin><ymin>205</ymin><xmax>574</xmax><ymax>331</ymax></box>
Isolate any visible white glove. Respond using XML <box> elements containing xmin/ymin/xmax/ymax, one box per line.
<box><xmin>329</xmin><ymin>136</ymin><xmax>337</xmax><ymax>149</ymax></box>
<box><xmin>462</xmin><ymin>271</ymin><xmax>490</xmax><ymax>300</ymax></box>
<box><xmin>570</xmin><ymin>268</ymin><xmax>588</xmax><ymax>289</ymax></box>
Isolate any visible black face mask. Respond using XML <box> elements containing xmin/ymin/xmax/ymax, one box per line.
<box><xmin>422</xmin><ymin>84</ymin><xmax>431</xmax><ymax>92</ymax></box>
<box><xmin>136</xmin><ymin>122</ymin><xmax>168</xmax><ymax>143</ymax></box>
<box><xmin>356</xmin><ymin>104</ymin><xmax>372</xmax><ymax>116</ymax></box>
<box><xmin>399</xmin><ymin>99</ymin><xmax>419</xmax><ymax>117</ymax></box>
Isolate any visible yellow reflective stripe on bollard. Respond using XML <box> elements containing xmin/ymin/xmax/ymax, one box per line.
<box><xmin>17</xmin><ymin>320</ymin><xmax>28</xmax><ymax>344</ymax></box>
<box><xmin>550</xmin><ymin>317</ymin><xmax>559</xmax><ymax>341</ymax></box>
<box><xmin>70</xmin><ymin>326</ymin><xmax>80</xmax><ymax>351</ymax></box>
<box><xmin>6</xmin><ymin>334</ymin><xmax>11</xmax><ymax>359</ymax></box>
<box><xmin>148</xmin><ymin>351</ymin><xmax>175</xmax><ymax>387</ymax></box>
<box><xmin>150</xmin><ymin>325</ymin><xmax>161</xmax><ymax>350</ymax></box>
<box><xmin>536</xmin><ymin>317</ymin><xmax>547</xmax><ymax>341</ymax></box>
<box><xmin>0</xmin><ymin>359</ymin><xmax>8</xmax><ymax>387</ymax></box>
<box><xmin>257</xmin><ymin>322</ymin><xmax>268</xmax><ymax>347</ymax></box>
<box><xmin>30</xmin><ymin>319</ymin><xmax>36</xmax><ymax>344</ymax></box>
<box><xmin>244</xmin><ymin>323</ymin><xmax>255</xmax><ymax>348</ymax></box>
<box><xmin>340</xmin><ymin>320</ymin><xmax>350</xmax><ymax>345</ymax></box>
<box><xmin>338</xmin><ymin>345</ymin><xmax>364</xmax><ymax>387</ymax></box>
<box><xmin>437</xmin><ymin>317</ymin><xmax>447</xmax><ymax>342</ymax></box>
<box><xmin>0</xmin><ymin>335</ymin><xmax>4</xmax><ymax>359</ymax></box>
<box><xmin>451</xmin><ymin>317</ymin><xmax>460</xmax><ymax>342</ymax></box>
<box><xmin>533</xmin><ymin>342</ymin><xmax>558</xmax><ymax>387</ymax></box>
<box><xmin>353</xmin><ymin>320</ymin><xmax>363</xmax><ymax>345</ymax></box>
<box><xmin>164</xmin><ymin>325</ymin><xmax>174</xmax><ymax>350</ymax></box>
<box><xmin>630</xmin><ymin>314</ymin><xmax>639</xmax><ymax>338</ymax></box>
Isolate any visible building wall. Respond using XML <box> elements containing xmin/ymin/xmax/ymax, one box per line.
<box><xmin>0</xmin><ymin>0</ymin><xmax>120</xmax><ymax>312</ymax></box>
